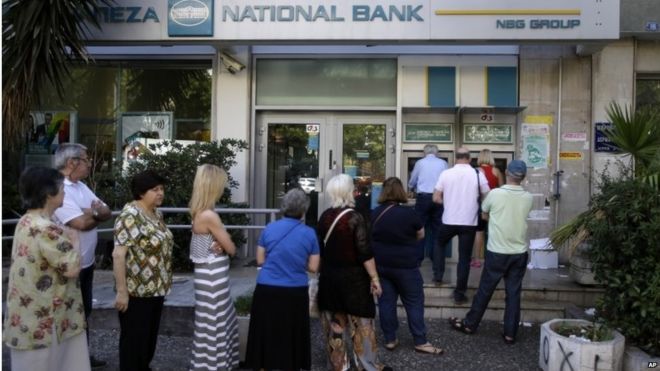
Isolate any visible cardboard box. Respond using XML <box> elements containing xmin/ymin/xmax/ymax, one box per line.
<box><xmin>530</xmin><ymin>250</ymin><xmax>559</xmax><ymax>269</ymax></box>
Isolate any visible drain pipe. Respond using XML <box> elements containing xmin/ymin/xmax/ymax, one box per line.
<box><xmin>553</xmin><ymin>57</ymin><xmax>563</xmax><ymax>229</ymax></box>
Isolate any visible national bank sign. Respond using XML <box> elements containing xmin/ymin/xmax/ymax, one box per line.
<box><xmin>168</xmin><ymin>0</ymin><xmax>213</xmax><ymax>36</ymax></box>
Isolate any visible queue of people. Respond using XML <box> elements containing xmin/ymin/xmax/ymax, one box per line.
<box><xmin>4</xmin><ymin>144</ymin><xmax>531</xmax><ymax>371</ymax></box>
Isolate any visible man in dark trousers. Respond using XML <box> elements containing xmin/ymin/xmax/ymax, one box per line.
<box><xmin>448</xmin><ymin>160</ymin><xmax>533</xmax><ymax>344</ymax></box>
<box><xmin>432</xmin><ymin>147</ymin><xmax>490</xmax><ymax>303</ymax></box>
<box><xmin>408</xmin><ymin>144</ymin><xmax>448</xmax><ymax>266</ymax></box>
<box><xmin>54</xmin><ymin>143</ymin><xmax>112</xmax><ymax>368</ymax></box>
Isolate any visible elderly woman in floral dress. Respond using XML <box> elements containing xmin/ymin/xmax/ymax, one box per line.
<box><xmin>3</xmin><ymin>166</ymin><xmax>89</xmax><ymax>371</ymax></box>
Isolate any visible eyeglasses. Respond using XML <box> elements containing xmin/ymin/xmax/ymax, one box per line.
<box><xmin>73</xmin><ymin>157</ymin><xmax>91</xmax><ymax>164</ymax></box>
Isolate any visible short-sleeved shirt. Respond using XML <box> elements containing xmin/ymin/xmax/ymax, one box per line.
<box><xmin>371</xmin><ymin>203</ymin><xmax>423</xmax><ymax>269</ymax></box>
<box><xmin>3</xmin><ymin>213</ymin><xmax>86</xmax><ymax>350</ymax></box>
<box><xmin>481</xmin><ymin>185</ymin><xmax>533</xmax><ymax>254</ymax></box>
<box><xmin>434</xmin><ymin>163</ymin><xmax>490</xmax><ymax>226</ymax></box>
<box><xmin>54</xmin><ymin>178</ymin><xmax>102</xmax><ymax>268</ymax></box>
<box><xmin>257</xmin><ymin>217</ymin><xmax>319</xmax><ymax>287</ymax></box>
<box><xmin>114</xmin><ymin>202</ymin><xmax>174</xmax><ymax>297</ymax></box>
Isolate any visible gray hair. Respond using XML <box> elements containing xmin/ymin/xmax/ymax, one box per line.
<box><xmin>281</xmin><ymin>188</ymin><xmax>310</xmax><ymax>218</ymax></box>
<box><xmin>423</xmin><ymin>144</ymin><xmax>438</xmax><ymax>155</ymax></box>
<box><xmin>53</xmin><ymin>143</ymin><xmax>88</xmax><ymax>170</ymax></box>
<box><xmin>326</xmin><ymin>174</ymin><xmax>355</xmax><ymax>208</ymax></box>
<box><xmin>505</xmin><ymin>170</ymin><xmax>525</xmax><ymax>184</ymax></box>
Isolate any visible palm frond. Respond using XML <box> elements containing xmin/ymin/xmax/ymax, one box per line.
<box><xmin>2</xmin><ymin>0</ymin><xmax>108</xmax><ymax>150</ymax></box>
<box><xmin>604</xmin><ymin>102</ymin><xmax>660</xmax><ymax>177</ymax></box>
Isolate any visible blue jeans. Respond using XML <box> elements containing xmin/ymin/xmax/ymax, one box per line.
<box><xmin>376</xmin><ymin>266</ymin><xmax>427</xmax><ymax>345</ymax></box>
<box><xmin>433</xmin><ymin>224</ymin><xmax>476</xmax><ymax>299</ymax></box>
<box><xmin>413</xmin><ymin>194</ymin><xmax>443</xmax><ymax>263</ymax></box>
<box><xmin>464</xmin><ymin>250</ymin><xmax>528</xmax><ymax>339</ymax></box>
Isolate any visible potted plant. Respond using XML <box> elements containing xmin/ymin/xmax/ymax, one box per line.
<box><xmin>234</xmin><ymin>294</ymin><xmax>253</xmax><ymax>363</ymax></box>
<box><xmin>550</xmin><ymin>102</ymin><xmax>660</xmax><ymax>368</ymax></box>
<box><xmin>539</xmin><ymin>319</ymin><xmax>625</xmax><ymax>371</ymax></box>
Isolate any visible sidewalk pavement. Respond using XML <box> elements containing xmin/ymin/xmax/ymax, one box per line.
<box><xmin>2</xmin><ymin>257</ymin><xmax>543</xmax><ymax>370</ymax></box>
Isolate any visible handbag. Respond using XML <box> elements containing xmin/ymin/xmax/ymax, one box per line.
<box><xmin>309</xmin><ymin>208</ymin><xmax>353</xmax><ymax>317</ymax></box>
<box><xmin>475</xmin><ymin>168</ymin><xmax>486</xmax><ymax>228</ymax></box>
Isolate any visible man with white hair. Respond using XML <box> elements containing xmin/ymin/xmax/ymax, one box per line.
<box><xmin>54</xmin><ymin>143</ymin><xmax>112</xmax><ymax>368</ymax></box>
<box><xmin>433</xmin><ymin>147</ymin><xmax>490</xmax><ymax>304</ymax></box>
<box><xmin>408</xmin><ymin>144</ymin><xmax>448</xmax><ymax>265</ymax></box>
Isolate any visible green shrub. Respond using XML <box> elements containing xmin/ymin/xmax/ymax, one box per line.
<box><xmin>96</xmin><ymin>139</ymin><xmax>249</xmax><ymax>271</ymax></box>
<box><xmin>586</xmin><ymin>167</ymin><xmax>660</xmax><ymax>356</ymax></box>
<box><xmin>233</xmin><ymin>295</ymin><xmax>253</xmax><ymax>316</ymax></box>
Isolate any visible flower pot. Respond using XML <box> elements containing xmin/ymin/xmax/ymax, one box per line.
<box><xmin>569</xmin><ymin>243</ymin><xmax>597</xmax><ymax>286</ymax></box>
<box><xmin>540</xmin><ymin>319</ymin><xmax>625</xmax><ymax>371</ymax></box>
<box><xmin>237</xmin><ymin>315</ymin><xmax>250</xmax><ymax>362</ymax></box>
<box><xmin>623</xmin><ymin>346</ymin><xmax>660</xmax><ymax>371</ymax></box>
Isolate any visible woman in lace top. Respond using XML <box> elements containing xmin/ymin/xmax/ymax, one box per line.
<box><xmin>316</xmin><ymin>174</ymin><xmax>391</xmax><ymax>371</ymax></box>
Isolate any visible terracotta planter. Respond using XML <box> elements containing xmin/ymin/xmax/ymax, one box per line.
<box><xmin>540</xmin><ymin>319</ymin><xmax>625</xmax><ymax>371</ymax></box>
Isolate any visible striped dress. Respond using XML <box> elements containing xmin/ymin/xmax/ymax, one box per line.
<box><xmin>190</xmin><ymin>233</ymin><xmax>240</xmax><ymax>371</ymax></box>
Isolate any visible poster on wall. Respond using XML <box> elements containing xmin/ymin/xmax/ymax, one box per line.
<box><xmin>120</xmin><ymin>112</ymin><xmax>173</xmax><ymax>146</ymax></box>
<box><xmin>26</xmin><ymin>111</ymin><xmax>76</xmax><ymax>154</ymax></box>
<box><xmin>521</xmin><ymin>124</ymin><xmax>550</xmax><ymax>169</ymax></box>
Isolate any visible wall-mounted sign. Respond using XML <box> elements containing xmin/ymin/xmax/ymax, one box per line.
<box><xmin>404</xmin><ymin>123</ymin><xmax>453</xmax><ymax>143</ymax></box>
<box><xmin>120</xmin><ymin>112</ymin><xmax>173</xmax><ymax>146</ymax></box>
<box><xmin>561</xmin><ymin>132</ymin><xmax>587</xmax><ymax>142</ymax></box>
<box><xmin>85</xmin><ymin>0</ymin><xmax>619</xmax><ymax>42</ymax></box>
<box><xmin>26</xmin><ymin>111</ymin><xmax>76</xmax><ymax>154</ymax></box>
<box><xmin>463</xmin><ymin>124</ymin><xmax>512</xmax><ymax>144</ymax></box>
<box><xmin>559</xmin><ymin>151</ymin><xmax>583</xmax><ymax>160</ymax></box>
<box><xmin>521</xmin><ymin>123</ymin><xmax>549</xmax><ymax>169</ymax></box>
<box><xmin>594</xmin><ymin>122</ymin><xmax>619</xmax><ymax>152</ymax></box>
<box><xmin>168</xmin><ymin>0</ymin><xmax>214</xmax><ymax>36</ymax></box>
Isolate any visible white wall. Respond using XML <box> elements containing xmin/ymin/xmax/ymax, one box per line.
<box><xmin>215</xmin><ymin>46</ymin><xmax>252</xmax><ymax>203</ymax></box>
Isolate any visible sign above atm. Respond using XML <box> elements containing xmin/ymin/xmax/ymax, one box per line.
<box><xmin>86</xmin><ymin>0</ymin><xmax>620</xmax><ymax>42</ymax></box>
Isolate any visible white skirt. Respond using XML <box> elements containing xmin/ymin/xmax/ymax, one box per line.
<box><xmin>11</xmin><ymin>330</ymin><xmax>90</xmax><ymax>371</ymax></box>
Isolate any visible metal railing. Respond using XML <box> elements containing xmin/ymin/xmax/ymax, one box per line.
<box><xmin>3</xmin><ymin>208</ymin><xmax>280</xmax><ymax>258</ymax></box>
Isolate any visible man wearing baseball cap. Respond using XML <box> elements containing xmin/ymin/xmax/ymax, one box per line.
<box><xmin>448</xmin><ymin>160</ymin><xmax>533</xmax><ymax>345</ymax></box>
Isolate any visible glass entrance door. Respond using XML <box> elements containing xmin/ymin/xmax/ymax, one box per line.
<box><xmin>264</xmin><ymin>122</ymin><xmax>321</xmax><ymax>227</ymax></box>
<box><xmin>340</xmin><ymin>122</ymin><xmax>388</xmax><ymax>221</ymax></box>
<box><xmin>256</xmin><ymin>113</ymin><xmax>394</xmax><ymax>226</ymax></box>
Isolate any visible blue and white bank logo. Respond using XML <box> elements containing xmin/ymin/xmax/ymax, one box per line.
<box><xmin>168</xmin><ymin>0</ymin><xmax>213</xmax><ymax>36</ymax></box>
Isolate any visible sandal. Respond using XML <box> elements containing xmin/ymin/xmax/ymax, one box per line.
<box><xmin>414</xmin><ymin>343</ymin><xmax>444</xmax><ymax>355</ymax></box>
<box><xmin>448</xmin><ymin>317</ymin><xmax>474</xmax><ymax>334</ymax></box>
<box><xmin>384</xmin><ymin>339</ymin><xmax>399</xmax><ymax>351</ymax></box>
<box><xmin>501</xmin><ymin>334</ymin><xmax>516</xmax><ymax>345</ymax></box>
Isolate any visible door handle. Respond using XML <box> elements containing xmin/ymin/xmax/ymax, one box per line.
<box><xmin>329</xmin><ymin>150</ymin><xmax>333</xmax><ymax>170</ymax></box>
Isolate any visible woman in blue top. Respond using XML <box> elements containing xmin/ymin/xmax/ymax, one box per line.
<box><xmin>371</xmin><ymin>177</ymin><xmax>444</xmax><ymax>355</ymax></box>
<box><xmin>245</xmin><ymin>188</ymin><xmax>320</xmax><ymax>371</ymax></box>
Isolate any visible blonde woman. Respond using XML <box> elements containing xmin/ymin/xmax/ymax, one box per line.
<box><xmin>188</xmin><ymin>164</ymin><xmax>239</xmax><ymax>370</ymax></box>
<box><xmin>472</xmin><ymin>149</ymin><xmax>504</xmax><ymax>268</ymax></box>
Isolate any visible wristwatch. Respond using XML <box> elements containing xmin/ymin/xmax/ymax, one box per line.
<box><xmin>92</xmin><ymin>209</ymin><xmax>100</xmax><ymax>220</ymax></box>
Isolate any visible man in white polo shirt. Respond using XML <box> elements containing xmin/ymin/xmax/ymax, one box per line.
<box><xmin>54</xmin><ymin>143</ymin><xmax>112</xmax><ymax>368</ymax></box>
<box><xmin>448</xmin><ymin>160</ymin><xmax>533</xmax><ymax>344</ymax></box>
<box><xmin>432</xmin><ymin>147</ymin><xmax>490</xmax><ymax>304</ymax></box>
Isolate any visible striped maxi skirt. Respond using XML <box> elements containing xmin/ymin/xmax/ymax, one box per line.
<box><xmin>190</xmin><ymin>255</ymin><xmax>240</xmax><ymax>371</ymax></box>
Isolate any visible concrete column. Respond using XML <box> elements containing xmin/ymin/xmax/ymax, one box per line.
<box><xmin>215</xmin><ymin>46</ymin><xmax>251</xmax><ymax>203</ymax></box>
<box><xmin>519</xmin><ymin>46</ymin><xmax>592</xmax><ymax>262</ymax></box>
<box><xmin>591</xmin><ymin>40</ymin><xmax>635</xmax><ymax>189</ymax></box>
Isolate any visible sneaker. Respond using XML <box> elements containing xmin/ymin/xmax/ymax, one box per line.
<box><xmin>90</xmin><ymin>356</ymin><xmax>106</xmax><ymax>368</ymax></box>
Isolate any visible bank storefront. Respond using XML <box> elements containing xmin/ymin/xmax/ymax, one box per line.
<box><xmin>34</xmin><ymin>0</ymin><xmax>660</xmax><ymax>256</ymax></box>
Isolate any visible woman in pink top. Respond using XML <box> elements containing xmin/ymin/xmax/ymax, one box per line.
<box><xmin>472</xmin><ymin>149</ymin><xmax>504</xmax><ymax>268</ymax></box>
